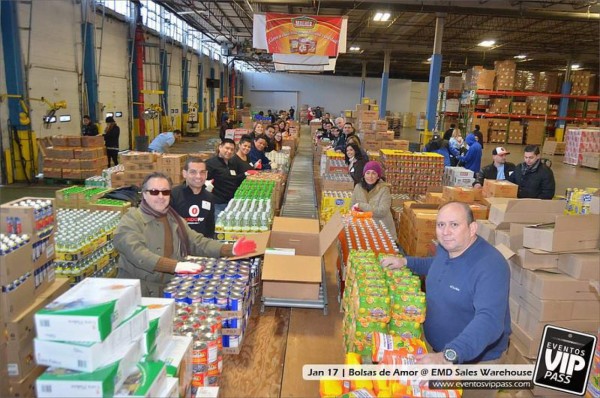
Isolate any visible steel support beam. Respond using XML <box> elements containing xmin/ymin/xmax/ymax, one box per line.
<box><xmin>82</xmin><ymin>22</ymin><xmax>99</xmax><ymax>122</ymax></box>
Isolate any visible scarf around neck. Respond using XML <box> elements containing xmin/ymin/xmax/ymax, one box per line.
<box><xmin>522</xmin><ymin>159</ymin><xmax>541</xmax><ymax>175</ymax></box>
<box><xmin>139</xmin><ymin>198</ymin><xmax>190</xmax><ymax>257</ymax></box>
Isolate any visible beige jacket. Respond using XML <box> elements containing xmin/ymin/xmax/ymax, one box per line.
<box><xmin>352</xmin><ymin>181</ymin><xmax>397</xmax><ymax>240</ymax></box>
<box><xmin>114</xmin><ymin>207</ymin><xmax>223</xmax><ymax>297</ymax></box>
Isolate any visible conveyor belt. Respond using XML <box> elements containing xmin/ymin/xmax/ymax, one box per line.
<box><xmin>280</xmin><ymin>129</ymin><xmax>318</xmax><ymax>219</ymax></box>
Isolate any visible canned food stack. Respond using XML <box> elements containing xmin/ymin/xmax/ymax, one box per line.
<box><xmin>53</xmin><ymin>209</ymin><xmax>121</xmax><ymax>285</ymax></box>
<box><xmin>245</xmin><ymin>172</ymin><xmax>287</xmax><ymax>211</ymax></box>
<box><xmin>339</xmin><ymin>218</ymin><xmax>399</xmax><ymax>267</ymax></box>
<box><xmin>321</xmin><ymin>173</ymin><xmax>354</xmax><ymax>192</ymax></box>
<box><xmin>565</xmin><ymin>188</ymin><xmax>595</xmax><ymax>215</ymax></box>
<box><xmin>233</xmin><ymin>178</ymin><xmax>276</xmax><ymax>200</ymax></box>
<box><xmin>379</xmin><ymin>150</ymin><xmax>445</xmax><ymax>196</ymax></box>
<box><xmin>85</xmin><ymin>175</ymin><xmax>108</xmax><ymax>188</ymax></box>
<box><xmin>55</xmin><ymin>185</ymin><xmax>113</xmax><ymax>209</ymax></box>
<box><xmin>320</xmin><ymin>191</ymin><xmax>352</xmax><ymax>223</ymax></box>
<box><xmin>33</xmin><ymin>278</ymin><xmax>173</xmax><ymax>397</ymax></box>
<box><xmin>101</xmin><ymin>164</ymin><xmax>125</xmax><ymax>188</ymax></box>
<box><xmin>266</xmin><ymin>151</ymin><xmax>290</xmax><ymax>171</ymax></box>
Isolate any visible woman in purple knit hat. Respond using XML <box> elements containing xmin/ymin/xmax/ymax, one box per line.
<box><xmin>351</xmin><ymin>161</ymin><xmax>397</xmax><ymax>241</ymax></box>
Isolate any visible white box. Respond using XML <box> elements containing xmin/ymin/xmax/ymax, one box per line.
<box><xmin>157</xmin><ymin>335</ymin><xmax>193</xmax><ymax>398</ymax></box>
<box><xmin>140</xmin><ymin>297</ymin><xmax>175</xmax><ymax>353</ymax></box>
<box><xmin>115</xmin><ymin>361</ymin><xmax>167</xmax><ymax>398</ymax></box>
<box><xmin>35</xmin><ymin>307</ymin><xmax>148</xmax><ymax>372</ymax></box>
<box><xmin>35</xmin><ymin>278</ymin><xmax>142</xmax><ymax>342</ymax></box>
<box><xmin>160</xmin><ymin>377</ymin><xmax>179</xmax><ymax>398</ymax></box>
<box><xmin>36</xmin><ymin>339</ymin><xmax>144</xmax><ymax>398</ymax></box>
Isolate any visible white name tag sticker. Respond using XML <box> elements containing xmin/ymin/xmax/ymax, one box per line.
<box><xmin>230</xmin><ymin>170</ymin><xmax>237</xmax><ymax>176</ymax></box>
<box><xmin>202</xmin><ymin>200</ymin><xmax>211</xmax><ymax>210</ymax></box>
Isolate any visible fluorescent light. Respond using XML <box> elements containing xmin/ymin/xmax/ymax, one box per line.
<box><xmin>514</xmin><ymin>54</ymin><xmax>527</xmax><ymax>59</ymax></box>
<box><xmin>478</xmin><ymin>40</ymin><xmax>496</xmax><ymax>47</ymax></box>
<box><xmin>427</xmin><ymin>57</ymin><xmax>432</xmax><ymax>62</ymax></box>
<box><xmin>349</xmin><ymin>46</ymin><xmax>361</xmax><ymax>51</ymax></box>
<box><xmin>449</xmin><ymin>70</ymin><xmax>463</xmax><ymax>74</ymax></box>
<box><xmin>373</xmin><ymin>11</ymin><xmax>390</xmax><ymax>22</ymax></box>
<box><xmin>571</xmin><ymin>64</ymin><xmax>581</xmax><ymax>70</ymax></box>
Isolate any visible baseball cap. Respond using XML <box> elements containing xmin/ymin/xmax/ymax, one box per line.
<box><xmin>492</xmin><ymin>147</ymin><xmax>510</xmax><ymax>155</ymax></box>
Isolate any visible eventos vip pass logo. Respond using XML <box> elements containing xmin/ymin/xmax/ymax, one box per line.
<box><xmin>533</xmin><ymin>325</ymin><xmax>597</xmax><ymax>395</ymax></box>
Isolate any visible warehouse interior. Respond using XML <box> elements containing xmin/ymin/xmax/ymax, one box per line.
<box><xmin>0</xmin><ymin>1</ymin><xmax>599</xmax><ymax>398</ymax></box>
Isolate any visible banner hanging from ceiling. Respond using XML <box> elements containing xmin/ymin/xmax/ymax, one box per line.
<box><xmin>254</xmin><ymin>13</ymin><xmax>346</xmax><ymax>56</ymax></box>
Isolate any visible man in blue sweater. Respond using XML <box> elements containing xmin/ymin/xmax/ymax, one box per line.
<box><xmin>458</xmin><ymin>133</ymin><xmax>482</xmax><ymax>173</ymax></box>
<box><xmin>381</xmin><ymin>202</ymin><xmax>510</xmax><ymax>374</ymax></box>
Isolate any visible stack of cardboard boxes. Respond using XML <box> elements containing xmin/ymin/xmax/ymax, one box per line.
<box><xmin>43</xmin><ymin>135</ymin><xmax>106</xmax><ymax>180</ymax></box>
<box><xmin>507</xmin><ymin>121</ymin><xmax>524</xmax><ymax>144</ymax></box>
<box><xmin>570</xmin><ymin>70</ymin><xmax>597</xmax><ymax>96</ymax></box>
<box><xmin>0</xmin><ymin>196</ymin><xmax>73</xmax><ymax>397</ymax></box>
<box><xmin>541</xmin><ymin>140</ymin><xmax>567</xmax><ymax>156</ymax></box>
<box><xmin>495</xmin><ymin>60</ymin><xmax>517</xmax><ymax>91</ymax></box>
<box><xmin>443</xmin><ymin>166</ymin><xmax>475</xmax><ymax>187</ymax></box>
<box><xmin>33</xmin><ymin>278</ymin><xmax>186</xmax><ymax>398</ymax></box>
<box><xmin>537</xmin><ymin>72</ymin><xmax>561</xmax><ymax>93</ymax></box>
<box><xmin>525</xmin><ymin>120</ymin><xmax>546</xmax><ymax>145</ymax></box>
<box><xmin>489</xmin><ymin>118</ymin><xmax>509</xmax><ymax>144</ymax></box>
<box><xmin>527</xmin><ymin>96</ymin><xmax>549</xmax><ymax>115</ymax></box>
<box><xmin>514</xmin><ymin>70</ymin><xmax>538</xmax><ymax>91</ymax></box>
<box><xmin>444</xmin><ymin>76</ymin><xmax>463</xmax><ymax>91</ymax></box>
<box><xmin>564</xmin><ymin>127</ymin><xmax>600</xmax><ymax>166</ymax></box>
<box><xmin>490</xmin><ymin>98</ymin><xmax>511</xmax><ymax>114</ymax></box>
<box><xmin>465</xmin><ymin>66</ymin><xmax>495</xmax><ymax>90</ymax></box>
<box><xmin>157</xmin><ymin>154</ymin><xmax>187</xmax><ymax>185</ymax></box>
<box><xmin>397</xmin><ymin>202</ymin><xmax>438</xmax><ymax>257</ymax></box>
<box><xmin>119</xmin><ymin>151</ymin><xmax>160</xmax><ymax>187</ymax></box>
<box><xmin>511</xmin><ymin>101</ymin><xmax>528</xmax><ymax>115</ymax></box>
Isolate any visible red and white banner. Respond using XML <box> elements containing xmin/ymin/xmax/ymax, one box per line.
<box><xmin>254</xmin><ymin>13</ymin><xmax>347</xmax><ymax>56</ymax></box>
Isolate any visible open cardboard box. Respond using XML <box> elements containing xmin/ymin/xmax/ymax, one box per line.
<box><xmin>523</xmin><ymin>214</ymin><xmax>600</xmax><ymax>252</ymax></box>
<box><xmin>261</xmin><ymin>213</ymin><xmax>343</xmax><ymax>301</ymax></box>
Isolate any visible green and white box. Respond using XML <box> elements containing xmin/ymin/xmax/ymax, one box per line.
<box><xmin>35</xmin><ymin>307</ymin><xmax>149</xmax><ymax>372</ymax></box>
<box><xmin>114</xmin><ymin>361</ymin><xmax>167</xmax><ymax>398</ymax></box>
<box><xmin>35</xmin><ymin>278</ymin><xmax>142</xmax><ymax>342</ymax></box>
<box><xmin>36</xmin><ymin>339</ymin><xmax>144</xmax><ymax>398</ymax></box>
<box><xmin>140</xmin><ymin>297</ymin><xmax>174</xmax><ymax>354</ymax></box>
<box><xmin>157</xmin><ymin>335</ymin><xmax>193</xmax><ymax>398</ymax></box>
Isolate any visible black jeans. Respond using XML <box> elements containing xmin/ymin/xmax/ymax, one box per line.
<box><xmin>107</xmin><ymin>149</ymin><xmax>119</xmax><ymax>167</ymax></box>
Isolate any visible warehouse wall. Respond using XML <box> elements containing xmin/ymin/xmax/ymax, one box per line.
<box><xmin>0</xmin><ymin>1</ymin><xmax>228</xmax><ymax>170</ymax></box>
<box><xmin>242</xmin><ymin>72</ymin><xmax>424</xmax><ymax>117</ymax></box>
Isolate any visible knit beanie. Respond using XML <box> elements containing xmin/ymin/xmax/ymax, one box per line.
<box><xmin>363</xmin><ymin>161</ymin><xmax>383</xmax><ymax>177</ymax></box>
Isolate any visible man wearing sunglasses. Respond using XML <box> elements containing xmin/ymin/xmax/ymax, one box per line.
<box><xmin>114</xmin><ymin>171</ymin><xmax>256</xmax><ymax>297</ymax></box>
<box><xmin>170</xmin><ymin>157</ymin><xmax>215</xmax><ymax>238</ymax></box>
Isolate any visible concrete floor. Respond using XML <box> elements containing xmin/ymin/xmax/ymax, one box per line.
<box><xmin>1</xmin><ymin>127</ymin><xmax>598</xmax><ymax>205</ymax></box>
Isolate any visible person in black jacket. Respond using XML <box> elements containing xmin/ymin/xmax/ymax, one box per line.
<box><xmin>82</xmin><ymin>115</ymin><xmax>99</xmax><ymax>136</ymax></box>
<box><xmin>171</xmin><ymin>157</ymin><xmax>216</xmax><ymax>237</ymax></box>
<box><xmin>103</xmin><ymin>116</ymin><xmax>120</xmax><ymax>167</ymax></box>
<box><xmin>507</xmin><ymin>145</ymin><xmax>555</xmax><ymax>199</ymax></box>
<box><xmin>219</xmin><ymin>117</ymin><xmax>234</xmax><ymax>141</ymax></box>
<box><xmin>206</xmin><ymin>139</ymin><xmax>247</xmax><ymax>216</ymax></box>
<box><xmin>473</xmin><ymin>147</ymin><xmax>517</xmax><ymax>188</ymax></box>
<box><xmin>443</xmin><ymin>123</ymin><xmax>456</xmax><ymax>141</ymax></box>
<box><xmin>345</xmin><ymin>143</ymin><xmax>367</xmax><ymax>185</ymax></box>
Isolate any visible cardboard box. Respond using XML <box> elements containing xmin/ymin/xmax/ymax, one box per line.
<box><xmin>156</xmin><ymin>335</ymin><xmax>192</xmax><ymax>398</ymax></box>
<box><xmin>521</xmin><ymin>270</ymin><xmax>596</xmax><ymax>301</ymax></box>
<box><xmin>45</xmin><ymin>146</ymin><xmax>74</xmax><ymax>159</ymax></box>
<box><xmin>262</xmin><ymin>254</ymin><xmax>322</xmax><ymax>300</ymax></box>
<box><xmin>35</xmin><ymin>278</ymin><xmax>142</xmax><ymax>343</ymax></box>
<box><xmin>375</xmin><ymin>131</ymin><xmax>394</xmax><ymax>141</ymax></box>
<box><xmin>81</xmin><ymin>135</ymin><xmax>105</xmax><ymax>148</ymax></box>
<box><xmin>487</xmin><ymin>199</ymin><xmax>565</xmax><ymax>228</ymax></box>
<box><xmin>114</xmin><ymin>361</ymin><xmax>167</xmax><ymax>398</ymax></box>
<box><xmin>270</xmin><ymin>213</ymin><xmax>342</xmax><ymax>257</ymax></box>
<box><xmin>6</xmin><ymin>278</ymin><xmax>70</xmax><ymax>343</ymax></box>
<box><xmin>522</xmin><ymin>214</ymin><xmax>600</xmax><ymax>252</ymax></box>
<box><xmin>34</xmin><ymin>307</ymin><xmax>149</xmax><ymax>372</ymax></box>
<box><xmin>482</xmin><ymin>180</ymin><xmax>518</xmax><ymax>198</ymax></box>
<box><xmin>7</xmin><ymin>337</ymin><xmax>35</xmax><ymax>379</ymax></box>
<box><xmin>36</xmin><ymin>340</ymin><xmax>144</xmax><ymax>398</ymax></box>
<box><xmin>476</xmin><ymin>220</ymin><xmax>498</xmax><ymax>244</ymax></box>
<box><xmin>73</xmin><ymin>147</ymin><xmax>105</xmax><ymax>159</ymax></box>
<box><xmin>557</xmin><ymin>253</ymin><xmax>600</xmax><ymax>280</ymax></box>
<box><xmin>8</xmin><ymin>365</ymin><xmax>45</xmax><ymax>398</ymax></box>
<box><xmin>159</xmin><ymin>377</ymin><xmax>178</xmax><ymax>398</ymax></box>
<box><xmin>442</xmin><ymin>186</ymin><xmax>476</xmax><ymax>202</ymax></box>
<box><xmin>515</xmin><ymin>248</ymin><xmax>560</xmax><ymax>270</ymax></box>
<box><xmin>140</xmin><ymin>297</ymin><xmax>175</xmax><ymax>354</ymax></box>
<box><xmin>2</xmin><ymin>277</ymin><xmax>35</xmax><ymax>321</ymax></box>
<box><xmin>0</xmin><ymin>240</ymin><xmax>34</xmax><ymax>284</ymax></box>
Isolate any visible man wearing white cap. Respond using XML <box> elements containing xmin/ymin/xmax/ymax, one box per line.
<box><xmin>473</xmin><ymin>147</ymin><xmax>516</xmax><ymax>188</ymax></box>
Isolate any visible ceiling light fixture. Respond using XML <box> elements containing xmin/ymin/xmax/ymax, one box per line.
<box><xmin>514</xmin><ymin>54</ymin><xmax>527</xmax><ymax>59</ymax></box>
<box><xmin>478</xmin><ymin>40</ymin><xmax>496</xmax><ymax>47</ymax></box>
<box><xmin>373</xmin><ymin>12</ymin><xmax>391</xmax><ymax>22</ymax></box>
<box><xmin>349</xmin><ymin>46</ymin><xmax>361</xmax><ymax>51</ymax></box>
<box><xmin>571</xmin><ymin>64</ymin><xmax>581</xmax><ymax>70</ymax></box>
<box><xmin>449</xmin><ymin>70</ymin><xmax>463</xmax><ymax>74</ymax></box>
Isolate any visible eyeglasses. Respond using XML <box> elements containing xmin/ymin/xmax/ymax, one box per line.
<box><xmin>187</xmin><ymin>169</ymin><xmax>208</xmax><ymax>176</ymax></box>
<box><xmin>144</xmin><ymin>189</ymin><xmax>171</xmax><ymax>196</ymax></box>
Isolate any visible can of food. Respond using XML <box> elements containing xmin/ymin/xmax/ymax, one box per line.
<box><xmin>207</xmin><ymin>360</ymin><xmax>220</xmax><ymax>376</ymax></box>
<box><xmin>170</xmin><ymin>276</ymin><xmax>184</xmax><ymax>285</ymax></box>
<box><xmin>198</xmin><ymin>333</ymin><xmax>219</xmax><ymax>364</ymax></box>
<box><xmin>163</xmin><ymin>285</ymin><xmax>177</xmax><ymax>298</ymax></box>
<box><xmin>192</xmin><ymin>340</ymin><xmax>209</xmax><ymax>365</ymax></box>
<box><xmin>187</xmin><ymin>316</ymin><xmax>203</xmax><ymax>328</ymax></box>
<box><xmin>204</xmin><ymin>316</ymin><xmax>220</xmax><ymax>334</ymax></box>
<box><xmin>225</xmin><ymin>271</ymin><xmax>239</xmax><ymax>279</ymax></box>
<box><xmin>222</xmin><ymin>334</ymin><xmax>240</xmax><ymax>348</ymax></box>
<box><xmin>226</xmin><ymin>317</ymin><xmax>239</xmax><ymax>329</ymax></box>
<box><xmin>199</xmin><ymin>269</ymin><xmax>213</xmax><ymax>279</ymax></box>
<box><xmin>214</xmin><ymin>293</ymin><xmax>227</xmax><ymax>310</ymax></box>
<box><xmin>179</xmin><ymin>281</ymin><xmax>194</xmax><ymax>291</ymax></box>
<box><xmin>190</xmin><ymin>303</ymin><xmax>207</xmax><ymax>315</ymax></box>
<box><xmin>203</xmin><ymin>304</ymin><xmax>220</xmax><ymax>312</ymax></box>
<box><xmin>228</xmin><ymin>292</ymin><xmax>244</xmax><ymax>311</ymax></box>
<box><xmin>201</xmin><ymin>292</ymin><xmax>216</xmax><ymax>305</ymax></box>
<box><xmin>216</xmin><ymin>285</ymin><xmax>230</xmax><ymax>296</ymax></box>
<box><xmin>188</xmin><ymin>291</ymin><xmax>202</xmax><ymax>304</ymax></box>
<box><xmin>190</xmin><ymin>285</ymin><xmax>204</xmax><ymax>295</ymax></box>
<box><xmin>178</xmin><ymin>324</ymin><xmax>195</xmax><ymax>336</ymax></box>
<box><xmin>206</xmin><ymin>375</ymin><xmax>219</xmax><ymax>387</ymax></box>
<box><xmin>174</xmin><ymin>291</ymin><xmax>190</xmax><ymax>304</ymax></box>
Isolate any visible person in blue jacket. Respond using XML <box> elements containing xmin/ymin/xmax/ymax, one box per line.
<box><xmin>248</xmin><ymin>136</ymin><xmax>271</xmax><ymax>170</ymax></box>
<box><xmin>458</xmin><ymin>133</ymin><xmax>482</xmax><ymax>173</ymax></box>
<box><xmin>423</xmin><ymin>135</ymin><xmax>459</xmax><ymax>167</ymax></box>
<box><xmin>380</xmin><ymin>202</ymin><xmax>510</xmax><ymax>378</ymax></box>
